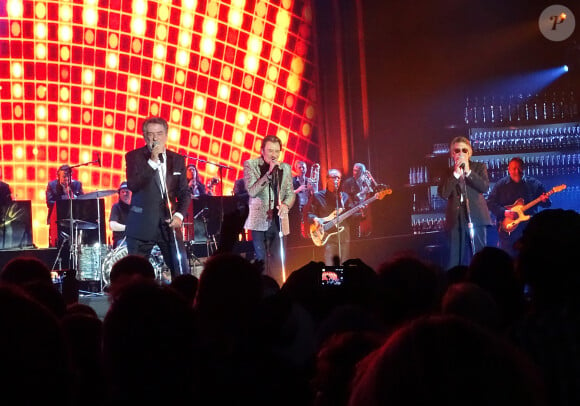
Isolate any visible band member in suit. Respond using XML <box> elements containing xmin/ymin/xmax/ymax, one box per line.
<box><xmin>288</xmin><ymin>160</ymin><xmax>313</xmax><ymax>245</ymax></box>
<box><xmin>438</xmin><ymin>136</ymin><xmax>492</xmax><ymax>269</ymax></box>
<box><xmin>125</xmin><ymin>117</ymin><xmax>191</xmax><ymax>279</ymax></box>
<box><xmin>0</xmin><ymin>170</ymin><xmax>12</xmax><ymax>208</ymax></box>
<box><xmin>109</xmin><ymin>181</ymin><xmax>132</xmax><ymax>249</ymax></box>
<box><xmin>0</xmin><ymin>170</ymin><xmax>13</xmax><ymax>249</ymax></box>
<box><xmin>487</xmin><ymin>157</ymin><xmax>551</xmax><ymax>257</ymax></box>
<box><xmin>45</xmin><ymin>164</ymin><xmax>84</xmax><ymax>247</ymax></box>
<box><xmin>243</xmin><ymin>135</ymin><xmax>295</xmax><ymax>285</ymax></box>
<box><xmin>305</xmin><ymin>168</ymin><xmax>357</xmax><ymax>265</ymax></box>
<box><xmin>341</xmin><ymin>162</ymin><xmax>375</xmax><ymax>238</ymax></box>
<box><xmin>45</xmin><ymin>164</ymin><xmax>84</xmax><ymax>224</ymax></box>
<box><xmin>186</xmin><ymin>164</ymin><xmax>206</xmax><ymax>198</ymax></box>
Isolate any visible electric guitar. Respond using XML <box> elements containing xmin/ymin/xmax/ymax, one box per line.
<box><xmin>310</xmin><ymin>187</ymin><xmax>392</xmax><ymax>246</ymax></box>
<box><xmin>500</xmin><ymin>184</ymin><xmax>566</xmax><ymax>234</ymax></box>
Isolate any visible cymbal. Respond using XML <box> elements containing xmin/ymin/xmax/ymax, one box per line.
<box><xmin>59</xmin><ymin>219</ymin><xmax>98</xmax><ymax>230</ymax></box>
<box><xmin>78</xmin><ymin>189</ymin><xmax>117</xmax><ymax>199</ymax></box>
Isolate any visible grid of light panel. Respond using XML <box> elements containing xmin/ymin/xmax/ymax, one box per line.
<box><xmin>0</xmin><ymin>0</ymin><xmax>319</xmax><ymax>248</ymax></box>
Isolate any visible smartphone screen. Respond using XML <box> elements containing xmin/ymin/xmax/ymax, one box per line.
<box><xmin>321</xmin><ymin>266</ymin><xmax>344</xmax><ymax>286</ymax></box>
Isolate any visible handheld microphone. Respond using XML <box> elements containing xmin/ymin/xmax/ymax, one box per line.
<box><xmin>459</xmin><ymin>162</ymin><xmax>465</xmax><ymax>170</ymax></box>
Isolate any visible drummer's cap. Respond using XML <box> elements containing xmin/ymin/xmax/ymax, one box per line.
<box><xmin>118</xmin><ymin>181</ymin><xmax>128</xmax><ymax>191</ymax></box>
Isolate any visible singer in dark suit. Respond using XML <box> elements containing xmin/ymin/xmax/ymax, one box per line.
<box><xmin>125</xmin><ymin>117</ymin><xmax>191</xmax><ymax>278</ymax></box>
<box><xmin>243</xmin><ymin>135</ymin><xmax>295</xmax><ymax>285</ymax></box>
<box><xmin>438</xmin><ymin>136</ymin><xmax>492</xmax><ymax>269</ymax></box>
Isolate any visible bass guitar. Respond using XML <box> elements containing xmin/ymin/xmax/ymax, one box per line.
<box><xmin>310</xmin><ymin>187</ymin><xmax>392</xmax><ymax>246</ymax></box>
<box><xmin>500</xmin><ymin>184</ymin><xmax>566</xmax><ymax>233</ymax></box>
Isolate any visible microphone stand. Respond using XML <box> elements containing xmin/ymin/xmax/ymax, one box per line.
<box><xmin>182</xmin><ymin>154</ymin><xmax>234</xmax><ymax>251</ymax></box>
<box><xmin>334</xmin><ymin>179</ymin><xmax>342</xmax><ymax>265</ymax></box>
<box><xmin>458</xmin><ymin>167</ymin><xmax>476</xmax><ymax>260</ymax></box>
<box><xmin>158</xmin><ymin>161</ymin><xmax>185</xmax><ymax>277</ymax></box>
<box><xmin>273</xmin><ymin>167</ymin><xmax>287</xmax><ymax>283</ymax></box>
<box><xmin>68</xmin><ymin>156</ymin><xmax>102</xmax><ymax>293</ymax></box>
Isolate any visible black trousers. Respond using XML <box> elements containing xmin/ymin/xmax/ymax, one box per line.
<box><xmin>447</xmin><ymin>219</ymin><xmax>487</xmax><ymax>270</ymax></box>
<box><xmin>126</xmin><ymin>221</ymin><xmax>189</xmax><ymax>279</ymax></box>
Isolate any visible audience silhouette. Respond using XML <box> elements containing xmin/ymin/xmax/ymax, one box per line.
<box><xmin>2</xmin><ymin>209</ymin><xmax>577</xmax><ymax>406</ymax></box>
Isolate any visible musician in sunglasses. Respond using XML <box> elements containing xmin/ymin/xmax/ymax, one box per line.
<box><xmin>438</xmin><ymin>136</ymin><xmax>492</xmax><ymax>269</ymax></box>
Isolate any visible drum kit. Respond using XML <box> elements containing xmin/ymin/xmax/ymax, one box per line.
<box><xmin>56</xmin><ymin>188</ymin><xmax>168</xmax><ymax>294</ymax></box>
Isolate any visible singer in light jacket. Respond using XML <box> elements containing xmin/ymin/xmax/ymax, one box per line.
<box><xmin>125</xmin><ymin>116</ymin><xmax>191</xmax><ymax>279</ymax></box>
<box><xmin>438</xmin><ymin>136</ymin><xmax>491</xmax><ymax>270</ymax></box>
<box><xmin>243</xmin><ymin>135</ymin><xmax>295</xmax><ymax>286</ymax></box>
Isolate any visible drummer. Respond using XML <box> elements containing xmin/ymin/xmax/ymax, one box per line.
<box><xmin>109</xmin><ymin>181</ymin><xmax>132</xmax><ymax>248</ymax></box>
<box><xmin>46</xmin><ymin>164</ymin><xmax>84</xmax><ymax>225</ymax></box>
<box><xmin>46</xmin><ymin>164</ymin><xmax>84</xmax><ymax>247</ymax></box>
<box><xmin>186</xmin><ymin>164</ymin><xmax>207</xmax><ymax>198</ymax></box>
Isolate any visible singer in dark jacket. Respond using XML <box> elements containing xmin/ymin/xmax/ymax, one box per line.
<box><xmin>125</xmin><ymin>117</ymin><xmax>191</xmax><ymax>278</ymax></box>
<box><xmin>438</xmin><ymin>136</ymin><xmax>491</xmax><ymax>269</ymax></box>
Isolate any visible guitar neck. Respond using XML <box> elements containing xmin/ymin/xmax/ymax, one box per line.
<box><xmin>520</xmin><ymin>189</ymin><xmax>554</xmax><ymax>212</ymax></box>
<box><xmin>324</xmin><ymin>195</ymin><xmax>378</xmax><ymax>231</ymax></box>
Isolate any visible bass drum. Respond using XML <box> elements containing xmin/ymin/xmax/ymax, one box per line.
<box><xmin>101</xmin><ymin>245</ymin><xmax>166</xmax><ymax>287</ymax></box>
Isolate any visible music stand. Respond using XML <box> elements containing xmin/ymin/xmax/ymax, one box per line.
<box><xmin>182</xmin><ymin>154</ymin><xmax>234</xmax><ymax>246</ymax></box>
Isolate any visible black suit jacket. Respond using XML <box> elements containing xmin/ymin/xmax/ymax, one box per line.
<box><xmin>125</xmin><ymin>146</ymin><xmax>190</xmax><ymax>241</ymax></box>
<box><xmin>438</xmin><ymin>160</ymin><xmax>492</xmax><ymax>231</ymax></box>
<box><xmin>45</xmin><ymin>179</ymin><xmax>84</xmax><ymax>224</ymax></box>
<box><xmin>0</xmin><ymin>181</ymin><xmax>12</xmax><ymax>207</ymax></box>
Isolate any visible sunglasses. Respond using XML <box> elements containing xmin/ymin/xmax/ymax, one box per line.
<box><xmin>453</xmin><ymin>148</ymin><xmax>469</xmax><ymax>154</ymax></box>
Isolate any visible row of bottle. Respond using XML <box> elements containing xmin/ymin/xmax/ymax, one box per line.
<box><xmin>412</xmin><ymin>189</ymin><xmax>447</xmax><ymax>213</ymax></box>
<box><xmin>470</xmin><ymin>124</ymin><xmax>580</xmax><ymax>153</ymax></box>
<box><xmin>408</xmin><ymin>166</ymin><xmax>429</xmax><ymax>185</ymax></box>
<box><xmin>475</xmin><ymin>153</ymin><xmax>580</xmax><ymax>182</ymax></box>
<box><xmin>411</xmin><ymin>215</ymin><xmax>445</xmax><ymax>234</ymax></box>
<box><xmin>464</xmin><ymin>91</ymin><xmax>579</xmax><ymax>125</ymax></box>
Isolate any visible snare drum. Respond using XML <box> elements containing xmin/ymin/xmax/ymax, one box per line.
<box><xmin>77</xmin><ymin>244</ymin><xmax>110</xmax><ymax>281</ymax></box>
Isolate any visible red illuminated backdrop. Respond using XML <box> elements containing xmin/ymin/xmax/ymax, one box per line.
<box><xmin>0</xmin><ymin>0</ymin><xmax>320</xmax><ymax>248</ymax></box>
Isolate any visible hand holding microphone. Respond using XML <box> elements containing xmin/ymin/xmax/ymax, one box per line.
<box><xmin>150</xmin><ymin>142</ymin><xmax>164</xmax><ymax>163</ymax></box>
<box><xmin>455</xmin><ymin>157</ymin><xmax>469</xmax><ymax>175</ymax></box>
<box><xmin>268</xmin><ymin>158</ymin><xmax>280</xmax><ymax>174</ymax></box>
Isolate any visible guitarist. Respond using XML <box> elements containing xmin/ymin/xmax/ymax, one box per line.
<box><xmin>304</xmin><ymin>168</ymin><xmax>359</xmax><ymax>265</ymax></box>
<box><xmin>487</xmin><ymin>157</ymin><xmax>551</xmax><ymax>257</ymax></box>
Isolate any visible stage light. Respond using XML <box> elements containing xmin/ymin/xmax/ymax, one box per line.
<box><xmin>131</xmin><ymin>18</ymin><xmax>146</xmax><ymax>36</ymax></box>
<box><xmin>12</xmin><ymin>83</ymin><xmax>23</xmax><ymax>98</ymax></box>
<box><xmin>106</xmin><ymin>53</ymin><xmax>118</xmax><ymax>69</ymax></box>
<box><xmin>563</xmin><ymin>65</ymin><xmax>569</xmax><ymax>72</ymax></box>
<box><xmin>35</xmin><ymin>23</ymin><xmax>47</xmax><ymax>39</ymax></box>
<box><xmin>83</xmin><ymin>9</ymin><xmax>98</xmax><ymax>26</ymax></box>
<box><xmin>218</xmin><ymin>84</ymin><xmax>230</xmax><ymax>100</ymax></box>
<box><xmin>35</xmin><ymin>44</ymin><xmax>47</xmax><ymax>59</ymax></box>
<box><xmin>59</xmin><ymin>25</ymin><xmax>72</xmax><ymax>42</ymax></box>
<box><xmin>7</xmin><ymin>0</ymin><xmax>24</xmax><ymax>18</ymax></box>
<box><xmin>263</xmin><ymin>83</ymin><xmax>275</xmax><ymax>100</ymax></box>
<box><xmin>11</xmin><ymin>62</ymin><xmax>23</xmax><ymax>78</ymax></box>
<box><xmin>200</xmin><ymin>38</ymin><xmax>216</xmax><ymax>56</ymax></box>
<box><xmin>83</xmin><ymin>69</ymin><xmax>94</xmax><ymax>85</ymax></box>
<box><xmin>37</xmin><ymin>105</ymin><xmax>47</xmax><ymax>120</ymax></box>
<box><xmin>35</xmin><ymin>2</ymin><xmax>46</xmax><ymax>18</ymax></box>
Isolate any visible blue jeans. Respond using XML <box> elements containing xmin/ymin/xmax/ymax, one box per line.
<box><xmin>251</xmin><ymin>221</ymin><xmax>285</xmax><ymax>285</ymax></box>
